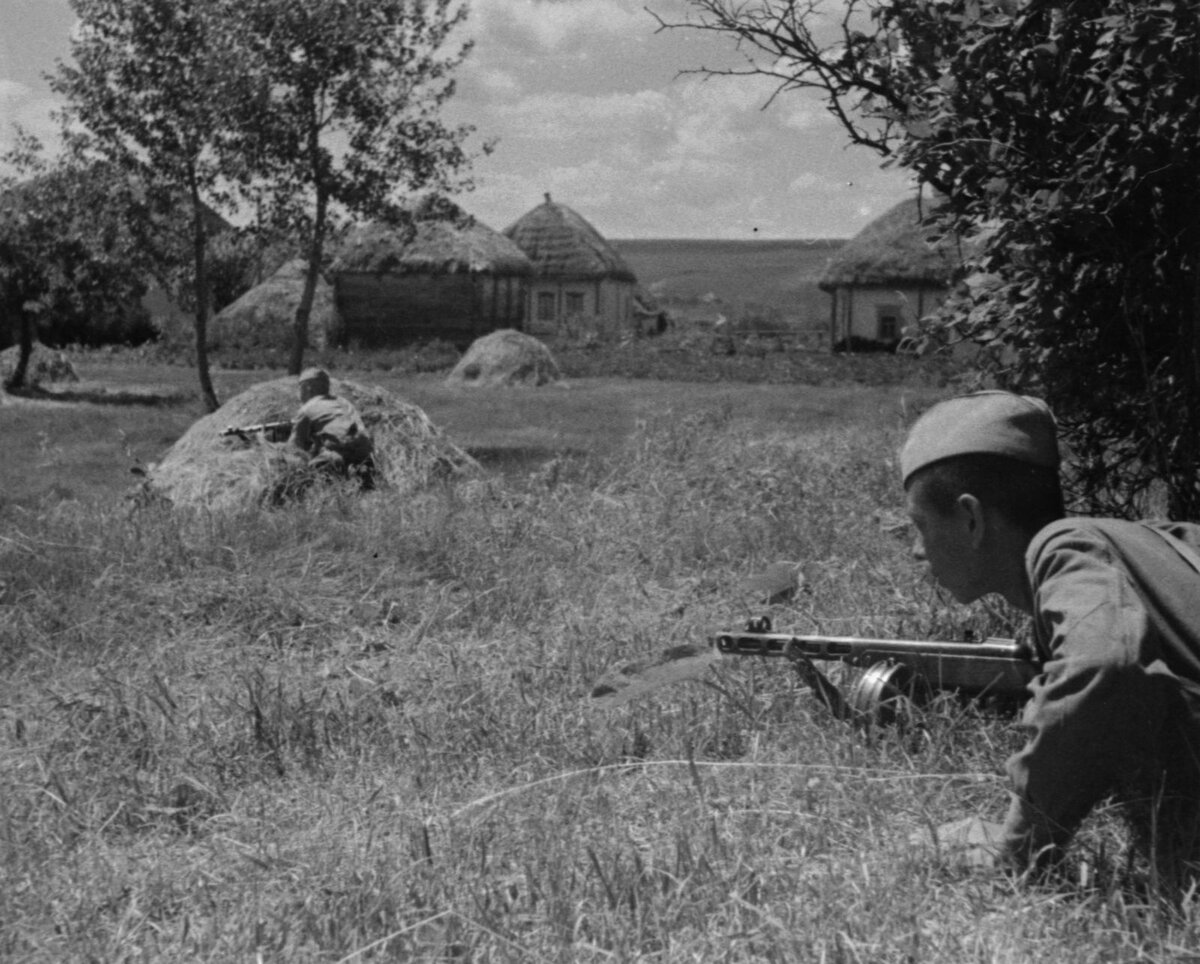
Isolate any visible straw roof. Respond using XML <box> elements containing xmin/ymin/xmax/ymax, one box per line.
<box><xmin>819</xmin><ymin>197</ymin><xmax>965</xmax><ymax>289</ymax></box>
<box><xmin>145</xmin><ymin>375</ymin><xmax>477</xmax><ymax>510</ymax></box>
<box><xmin>209</xmin><ymin>258</ymin><xmax>339</xmax><ymax>350</ymax></box>
<box><xmin>331</xmin><ymin>215</ymin><xmax>533</xmax><ymax>276</ymax></box>
<box><xmin>503</xmin><ymin>194</ymin><xmax>637</xmax><ymax>283</ymax></box>
<box><xmin>446</xmin><ymin>329</ymin><xmax>561</xmax><ymax>388</ymax></box>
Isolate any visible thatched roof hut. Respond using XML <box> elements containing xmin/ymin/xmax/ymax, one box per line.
<box><xmin>819</xmin><ymin>197</ymin><xmax>967</xmax><ymax>351</ymax></box>
<box><xmin>502</xmin><ymin>194</ymin><xmax>638</xmax><ymax>334</ymax></box>
<box><xmin>329</xmin><ymin>207</ymin><xmax>533</xmax><ymax>348</ymax></box>
<box><xmin>503</xmin><ymin>195</ymin><xmax>636</xmax><ymax>283</ymax></box>
<box><xmin>145</xmin><ymin>375</ymin><xmax>477</xmax><ymax>511</ymax></box>
<box><xmin>208</xmin><ymin>258</ymin><xmax>340</xmax><ymax>352</ymax></box>
<box><xmin>819</xmin><ymin>198</ymin><xmax>960</xmax><ymax>290</ymax></box>
<box><xmin>334</xmin><ymin>218</ymin><xmax>533</xmax><ymax>276</ymax></box>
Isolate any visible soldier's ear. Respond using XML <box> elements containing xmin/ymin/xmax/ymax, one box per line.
<box><xmin>955</xmin><ymin>493</ymin><xmax>987</xmax><ymax>546</ymax></box>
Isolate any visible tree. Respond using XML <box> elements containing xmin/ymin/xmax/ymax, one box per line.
<box><xmin>52</xmin><ymin>0</ymin><xmax>256</xmax><ymax>411</ymax></box>
<box><xmin>0</xmin><ymin>135</ymin><xmax>155</xmax><ymax>391</ymax></box>
<box><xmin>234</xmin><ymin>0</ymin><xmax>478</xmax><ymax>374</ymax></box>
<box><xmin>660</xmin><ymin>0</ymin><xmax>1200</xmax><ymax>518</ymax></box>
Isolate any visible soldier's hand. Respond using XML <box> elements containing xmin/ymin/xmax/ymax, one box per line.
<box><xmin>909</xmin><ymin>816</ymin><xmax>1005</xmax><ymax>870</ymax></box>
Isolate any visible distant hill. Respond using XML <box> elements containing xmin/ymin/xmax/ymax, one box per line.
<box><xmin>611</xmin><ymin>238</ymin><xmax>845</xmax><ymax>330</ymax></box>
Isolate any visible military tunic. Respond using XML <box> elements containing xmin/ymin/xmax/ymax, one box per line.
<box><xmin>1002</xmin><ymin>517</ymin><xmax>1200</xmax><ymax>871</ymax></box>
<box><xmin>291</xmin><ymin>395</ymin><xmax>374</xmax><ymax>470</ymax></box>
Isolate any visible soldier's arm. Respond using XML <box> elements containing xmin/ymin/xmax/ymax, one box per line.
<box><xmin>290</xmin><ymin>410</ymin><xmax>314</xmax><ymax>454</ymax></box>
<box><xmin>1001</xmin><ymin>527</ymin><xmax>1169</xmax><ymax>869</ymax></box>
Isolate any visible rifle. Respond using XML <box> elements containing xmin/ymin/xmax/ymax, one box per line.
<box><xmin>715</xmin><ymin>616</ymin><xmax>1038</xmax><ymax>725</ymax></box>
<box><xmin>220</xmin><ymin>420</ymin><xmax>292</xmax><ymax>442</ymax></box>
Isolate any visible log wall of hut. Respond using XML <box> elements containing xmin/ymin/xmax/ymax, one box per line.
<box><xmin>524</xmin><ymin>277</ymin><xmax>634</xmax><ymax>335</ymax></box>
<box><xmin>335</xmin><ymin>273</ymin><xmax>528</xmax><ymax>347</ymax></box>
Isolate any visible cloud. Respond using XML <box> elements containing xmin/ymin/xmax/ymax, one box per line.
<box><xmin>490</xmin><ymin>88</ymin><xmax>672</xmax><ymax>141</ymax></box>
<box><xmin>787</xmin><ymin>172</ymin><xmax>823</xmax><ymax>194</ymax></box>
<box><xmin>469</xmin><ymin>0</ymin><xmax>649</xmax><ymax>54</ymax></box>
<box><xmin>451</xmin><ymin>41</ymin><xmax>912</xmax><ymax>239</ymax></box>
<box><xmin>0</xmin><ymin>78</ymin><xmax>33</xmax><ymax>105</ymax></box>
<box><xmin>0</xmin><ymin>80</ymin><xmax>63</xmax><ymax>162</ymax></box>
<box><xmin>0</xmin><ymin>0</ymin><xmax>912</xmax><ymax>236</ymax></box>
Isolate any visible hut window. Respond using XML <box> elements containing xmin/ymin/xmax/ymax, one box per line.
<box><xmin>565</xmin><ymin>291</ymin><xmax>585</xmax><ymax>315</ymax></box>
<box><xmin>537</xmin><ymin>292</ymin><xmax>556</xmax><ymax>322</ymax></box>
<box><xmin>876</xmin><ymin>305</ymin><xmax>901</xmax><ymax>342</ymax></box>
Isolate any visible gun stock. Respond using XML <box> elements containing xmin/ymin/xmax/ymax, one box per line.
<box><xmin>715</xmin><ymin>617</ymin><xmax>1037</xmax><ymax>724</ymax></box>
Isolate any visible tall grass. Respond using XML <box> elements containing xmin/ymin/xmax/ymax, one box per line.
<box><xmin>2</xmin><ymin>409</ymin><xmax>1196</xmax><ymax>961</ymax></box>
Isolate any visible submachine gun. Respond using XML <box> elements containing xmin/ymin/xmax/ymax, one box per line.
<box><xmin>715</xmin><ymin>616</ymin><xmax>1038</xmax><ymax>725</ymax></box>
<box><xmin>220</xmin><ymin>420</ymin><xmax>292</xmax><ymax>443</ymax></box>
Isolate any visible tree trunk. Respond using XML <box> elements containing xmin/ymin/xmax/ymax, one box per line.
<box><xmin>6</xmin><ymin>304</ymin><xmax>34</xmax><ymax>392</ymax></box>
<box><xmin>1178</xmin><ymin>235</ymin><xmax>1200</xmax><ymax>520</ymax></box>
<box><xmin>288</xmin><ymin>185</ymin><xmax>328</xmax><ymax>376</ymax></box>
<box><xmin>189</xmin><ymin>173</ymin><xmax>220</xmax><ymax>412</ymax></box>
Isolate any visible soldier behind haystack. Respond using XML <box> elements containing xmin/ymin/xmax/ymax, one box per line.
<box><xmin>288</xmin><ymin>367</ymin><xmax>375</xmax><ymax>489</ymax></box>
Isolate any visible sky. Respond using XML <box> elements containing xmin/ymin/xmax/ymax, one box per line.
<box><xmin>0</xmin><ymin>0</ymin><xmax>914</xmax><ymax>239</ymax></box>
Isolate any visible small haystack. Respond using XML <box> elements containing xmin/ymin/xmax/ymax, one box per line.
<box><xmin>445</xmin><ymin>329</ymin><xmax>561</xmax><ymax>388</ymax></box>
<box><xmin>208</xmin><ymin>259</ymin><xmax>340</xmax><ymax>351</ymax></box>
<box><xmin>0</xmin><ymin>343</ymin><xmax>79</xmax><ymax>388</ymax></box>
<box><xmin>146</xmin><ymin>376</ymin><xmax>476</xmax><ymax>510</ymax></box>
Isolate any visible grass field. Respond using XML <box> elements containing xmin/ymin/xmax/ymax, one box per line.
<box><xmin>3</xmin><ymin>355</ymin><xmax>1198</xmax><ymax>961</ymax></box>
<box><xmin>612</xmin><ymin>238</ymin><xmax>842</xmax><ymax>332</ymax></box>
<box><xmin>1</xmin><ymin>347</ymin><xmax>953</xmax><ymax>510</ymax></box>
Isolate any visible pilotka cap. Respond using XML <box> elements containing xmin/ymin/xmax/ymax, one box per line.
<box><xmin>299</xmin><ymin>367</ymin><xmax>330</xmax><ymax>389</ymax></box>
<box><xmin>900</xmin><ymin>391</ymin><xmax>1060</xmax><ymax>484</ymax></box>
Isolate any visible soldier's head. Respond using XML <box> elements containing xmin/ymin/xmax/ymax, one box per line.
<box><xmin>299</xmin><ymin>367</ymin><xmax>331</xmax><ymax>402</ymax></box>
<box><xmin>900</xmin><ymin>392</ymin><xmax>1064</xmax><ymax>606</ymax></box>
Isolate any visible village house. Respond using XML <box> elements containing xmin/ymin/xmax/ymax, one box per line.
<box><xmin>329</xmin><ymin>210</ymin><xmax>533</xmax><ymax>348</ymax></box>
<box><xmin>819</xmin><ymin>196</ymin><xmax>964</xmax><ymax>351</ymax></box>
<box><xmin>503</xmin><ymin>194</ymin><xmax>638</xmax><ymax>336</ymax></box>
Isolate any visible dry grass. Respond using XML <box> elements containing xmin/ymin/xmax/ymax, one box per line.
<box><xmin>2</xmin><ymin>384</ymin><xmax>1198</xmax><ymax>961</ymax></box>
<box><xmin>145</xmin><ymin>375</ymin><xmax>476</xmax><ymax>510</ymax></box>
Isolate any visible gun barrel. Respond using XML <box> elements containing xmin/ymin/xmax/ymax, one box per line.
<box><xmin>714</xmin><ymin>632</ymin><xmax>1036</xmax><ymax>698</ymax></box>
<box><xmin>221</xmin><ymin>420</ymin><xmax>292</xmax><ymax>439</ymax></box>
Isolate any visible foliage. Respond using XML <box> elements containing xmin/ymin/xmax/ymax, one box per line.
<box><xmin>233</xmin><ymin>0</ymin><xmax>480</xmax><ymax>373</ymax></box>
<box><xmin>662</xmin><ymin>0</ymin><xmax>1200</xmax><ymax>519</ymax></box>
<box><xmin>0</xmin><ymin>138</ymin><xmax>158</xmax><ymax>389</ymax></box>
<box><xmin>199</xmin><ymin>226</ymin><xmax>298</xmax><ymax>317</ymax></box>
<box><xmin>53</xmin><ymin>0</ymin><xmax>261</xmax><ymax>411</ymax></box>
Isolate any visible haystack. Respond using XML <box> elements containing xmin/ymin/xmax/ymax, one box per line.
<box><xmin>208</xmin><ymin>259</ymin><xmax>340</xmax><ymax>351</ymax></box>
<box><xmin>0</xmin><ymin>343</ymin><xmax>79</xmax><ymax>388</ymax></box>
<box><xmin>445</xmin><ymin>329</ymin><xmax>561</xmax><ymax>388</ymax></box>
<box><xmin>146</xmin><ymin>375</ymin><xmax>476</xmax><ymax>510</ymax></box>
